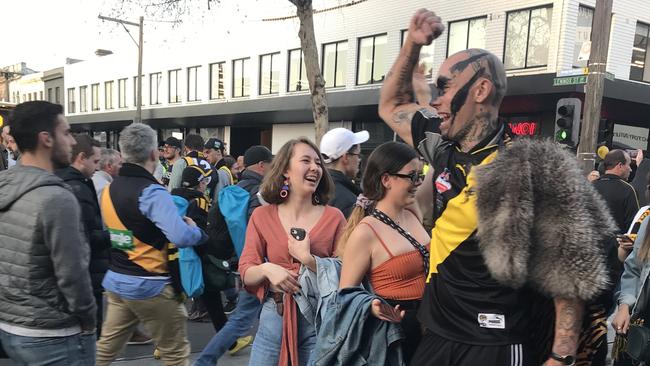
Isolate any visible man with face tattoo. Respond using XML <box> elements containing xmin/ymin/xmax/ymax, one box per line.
<box><xmin>378</xmin><ymin>9</ymin><xmax>616</xmax><ymax>366</ymax></box>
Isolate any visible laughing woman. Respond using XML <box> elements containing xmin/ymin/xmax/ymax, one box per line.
<box><xmin>338</xmin><ymin>141</ymin><xmax>430</xmax><ymax>363</ymax></box>
<box><xmin>238</xmin><ymin>138</ymin><xmax>347</xmax><ymax>366</ymax></box>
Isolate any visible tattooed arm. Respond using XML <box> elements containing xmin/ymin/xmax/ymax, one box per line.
<box><xmin>545</xmin><ymin>298</ymin><xmax>583</xmax><ymax>366</ymax></box>
<box><xmin>378</xmin><ymin>9</ymin><xmax>444</xmax><ymax>147</ymax></box>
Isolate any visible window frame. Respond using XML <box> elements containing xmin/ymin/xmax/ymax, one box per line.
<box><xmin>104</xmin><ymin>81</ymin><xmax>114</xmax><ymax>110</ymax></box>
<box><xmin>445</xmin><ymin>15</ymin><xmax>488</xmax><ymax>57</ymax></box>
<box><xmin>259</xmin><ymin>52</ymin><xmax>280</xmax><ymax>95</ymax></box>
<box><xmin>149</xmin><ymin>73</ymin><xmax>162</xmax><ymax>105</ymax></box>
<box><xmin>91</xmin><ymin>83</ymin><xmax>100</xmax><ymax>111</ymax></box>
<box><xmin>232</xmin><ymin>58</ymin><xmax>250</xmax><ymax>98</ymax></box>
<box><xmin>287</xmin><ymin>49</ymin><xmax>307</xmax><ymax>92</ymax></box>
<box><xmin>209</xmin><ymin>62</ymin><xmax>226</xmax><ymax>100</ymax></box>
<box><xmin>67</xmin><ymin>88</ymin><xmax>76</xmax><ymax>114</ymax></box>
<box><xmin>118</xmin><ymin>78</ymin><xmax>128</xmax><ymax>108</ymax></box>
<box><xmin>168</xmin><ymin>69</ymin><xmax>181</xmax><ymax>103</ymax></box>
<box><xmin>356</xmin><ymin>33</ymin><xmax>388</xmax><ymax>86</ymax></box>
<box><xmin>629</xmin><ymin>21</ymin><xmax>650</xmax><ymax>83</ymax></box>
<box><xmin>503</xmin><ymin>4</ymin><xmax>554</xmax><ymax>70</ymax></box>
<box><xmin>187</xmin><ymin>65</ymin><xmax>201</xmax><ymax>102</ymax></box>
<box><xmin>321</xmin><ymin>40</ymin><xmax>348</xmax><ymax>88</ymax></box>
<box><xmin>79</xmin><ymin>85</ymin><xmax>88</xmax><ymax>113</ymax></box>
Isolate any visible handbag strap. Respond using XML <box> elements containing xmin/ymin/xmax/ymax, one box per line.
<box><xmin>370</xmin><ymin>209</ymin><xmax>429</xmax><ymax>273</ymax></box>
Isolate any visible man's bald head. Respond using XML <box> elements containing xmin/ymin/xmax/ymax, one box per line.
<box><xmin>438</xmin><ymin>49</ymin><xmax>507</xmax><ymax>108</ymax></box>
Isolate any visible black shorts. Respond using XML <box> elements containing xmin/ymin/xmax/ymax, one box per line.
<box><xmin>411</xmin><ymin>330</ymin><xmax>533</xmax><ymax>366</ymax></box>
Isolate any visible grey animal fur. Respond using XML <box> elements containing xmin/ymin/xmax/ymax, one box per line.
<box><xmin>473</xmin><ymin>138</ymin><xmax>617</xmax><ymax>301</ymax></box>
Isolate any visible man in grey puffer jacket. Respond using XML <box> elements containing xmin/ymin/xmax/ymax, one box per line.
<box><xmin>0</xmin><ymin>101</ymin><xmax>97</xmax><ymax>365</ymax></box>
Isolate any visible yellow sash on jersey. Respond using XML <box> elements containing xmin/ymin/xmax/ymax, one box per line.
<box><xmin>100</xmin><ymin>185</ymin><xmax>169</xmax><ymax>274</ymax></box>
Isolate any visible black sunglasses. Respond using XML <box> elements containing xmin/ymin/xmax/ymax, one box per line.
<box><xmin>388</xmin><ymin>171</ymin><xmax>426</xmax><ymax>184</ymax></box>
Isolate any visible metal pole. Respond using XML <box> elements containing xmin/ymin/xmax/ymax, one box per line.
<box><xmin>136</xmin><ymin>16</ymin><xmax>144</xmax><ymax>124</ymax></box>
<box><xmin>577</xmin><ymin>0</ymin><xmax>613</xmax><ymax>173</ymax></box>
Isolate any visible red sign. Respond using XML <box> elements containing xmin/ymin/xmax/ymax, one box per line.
<box><xmin>508</xmin><ymin>121</ymin><xmax>538</xmax><ymax>136</ymax></box>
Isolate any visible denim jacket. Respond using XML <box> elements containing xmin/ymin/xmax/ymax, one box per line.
<box><xmin>296</xmin><ymin>257</ymin><xmax>405</xmax><ymax>366</ymax></box>
<box><xmin>618</xmin><ymin>216</ymin><xmax>650</xmax><ymax>315</ymax></box>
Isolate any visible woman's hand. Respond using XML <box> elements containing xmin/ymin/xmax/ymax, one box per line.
<box><xmin>288</xmin><ymin>233</ymin><xmax>316</xmax><ymax>270</ymax></box>
<box><xmin>263</xmin><ymin>263</ymin><xmax>301</xmax><ymax>294</ymax></box>
<box><xmin>370</xmin><ymin>299</ymin><xmax>405</xmax><ymax>323</ymax></box>
<box><xmin>612</xmin><ymin>304</ymin><xmax>631</xmax><ymax>334</ymax></box>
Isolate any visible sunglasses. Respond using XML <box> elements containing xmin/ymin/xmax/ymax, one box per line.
<box><xmin>388</xmin><ymin>171</ymin><xmax>426</xmax><ymax>184</ymax></box>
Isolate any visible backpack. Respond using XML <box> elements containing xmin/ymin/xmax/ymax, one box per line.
<box><xmin>203</xmin><ymin>185</ymin><xmax>250</xmax><ymax>291</ymax></box>
<box><xmin>171</xmin><ymin>195</ymin><xmax>205</xmax><ymax>297</ymax></box>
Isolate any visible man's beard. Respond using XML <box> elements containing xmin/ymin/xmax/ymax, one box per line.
<box><xmin>51</xmin><ymin>139</ymin><xmax>71</xmax><ymax>169</ymax></box>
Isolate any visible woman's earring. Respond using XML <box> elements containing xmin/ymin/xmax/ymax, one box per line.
<box><xmin>280</xmin><ymin>180</ymin><xmax>289</xmax><ymax>199</ymax></box>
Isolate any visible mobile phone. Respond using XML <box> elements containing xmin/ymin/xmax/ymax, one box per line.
<box><xmin>617</xmin><ymin>234</ymin><xmax>633</xmax><ymax>243</ymax></box>
<box><xmin>627</xmin><ymin>149</ymin><xmax>639</xmax><ymax>159</ymax></box>
<box><xmin>290</xmin><ymin>228</ymin><xmax>306</xmax><ymax>241</ymax></box>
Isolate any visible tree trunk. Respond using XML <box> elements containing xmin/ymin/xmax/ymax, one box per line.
<box><xmin>294</xmin><ymin>1</ymin><xmax>329</xmax><ymax>145</ymax></box>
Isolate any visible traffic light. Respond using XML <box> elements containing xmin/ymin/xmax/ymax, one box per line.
<box><xmin>597</xmin><ymin>119</ymin><xmax>614</xmax><ymax>148</ymax></box>
<box><xmin>554</xmin><ymin>98</ymin><xmax>582</xmax><ymax>147</ymax></box>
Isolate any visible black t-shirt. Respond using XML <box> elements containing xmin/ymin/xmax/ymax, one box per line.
<box><xmin>412</xmin><ymin>113</ymin><xmax>533</xmax><ymax>346</ymax></box>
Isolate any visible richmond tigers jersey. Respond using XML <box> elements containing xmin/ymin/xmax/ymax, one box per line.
<box><xmin>412</xmin><ymin>113</ymin><xmax>533</xmax><ymax>345</ymax></box>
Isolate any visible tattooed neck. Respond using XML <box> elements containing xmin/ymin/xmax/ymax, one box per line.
<box><xmin>457</xmin><ymin>111</ymin><xmax>500</xmax><ymax>152</ymax></box>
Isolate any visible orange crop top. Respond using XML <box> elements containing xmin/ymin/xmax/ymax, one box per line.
<box><xmin>362</xmin><ymin>222</ymin><xmax>426</xmax><ymax>301</ymax></box>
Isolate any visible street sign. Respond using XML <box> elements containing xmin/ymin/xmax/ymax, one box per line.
<box><xmin>557</xmin><ymin>68</ymin><xmax>589</xmax><ymax>77</ymax></box>
<box><xmin>553</xmin><ymin>75</ymin><xmax>588</xmax><ymax>86</ymax></box>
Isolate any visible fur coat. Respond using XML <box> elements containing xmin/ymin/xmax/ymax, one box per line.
<box><xmin>473</xmin><ymin>138</ymin><xmax>618</xmax><ymax>301</ymax></box>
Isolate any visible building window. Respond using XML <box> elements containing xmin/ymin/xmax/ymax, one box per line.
<box><xmin>91</xmin><ymin>83</ymin><xmax>99</xmax><ymax>111</ymax></box>
<box><xmin>232</xmin><ymin>58</ymin><xmax>250</xmax><ymax>98</ymax></box>
<box><xmin>288</xmin><ymin>49</ymin><xmax>307</xmax><ymax>92</ymax></box>
<box><xmin>55</xmin><ymin>87</ymin><xmax>60</xmax><ymax>103</ymax></box>
<box><xmin>169</xmin><ymin>69</ymin><xmax>181</xmax><ymax>103</ymax></box>
<box><xmin>209</xmin><ymin>62</ymin><xmax>225</xmax><ymax>99</ymax></box>
<box><xmin>67</xmin><ymin>88</ymin><xmax>76</xmax><ymax>113</ymax></box>
<box><xmin>259</xmin><ymin>53</ymin><xmax>280</xmax><ymax>95</ymax></box>
<box><xmin>401</xmin><ymin>31</ymin><xmax>436</xmax><ymax>78</ymax></box>
<box><xmin>105</xmin><ymin>81</ymin><xmax>114</xmax><ymax>110</ymax></box>
<box><xmin>47</xmin><ymin>88</ymin><xmax>52</xmax><ymax>102</ymax></box>
<box><xmin>573</xmin><ymin>6</ymin><xmax>594</xmax><ymax>67</ymax></box>
<box><xmin>322</xmin><ymin>41</ymin><xmax>347</xmax><ymax>88</ymax></box>
<box><xmin>39</xmin><ymin>91</ymin><xmax>43</xmax><ymax>100</ymax></box>
<box><xmin>187</xmin><ymin>66</ymin><xmax>201</xmax><ymax>102</ymax></box>
<box><xmin>447</xmin><ymin>17</ymin><xmax>487</xmax><ymax>56</ymax></box>
<box><xmin>357</xmin><ymin>34</ymin><xmax>388</xmax><ymax>85</ymax></box>
<box><xmin>117</xmin><ymin>78</ymin><xmax>127</xmax><ymax>108</ymax></box>
<box><xmin>150</xmin><ymin>72</ymin><xmax>162</xmax><ymax>105</ymax></box>
<box><xmin>630</xmin><ymin>22</ymin><xmax>650</xmax><ymax>82</ymax></box>
<box><xmin>133</xmin><ymin>76</ymin><xmax>144</xmax><ymax>106</ymax></box>
<box><xmin>80</xmin><ymin>86</ymin><xmax>88</xmax><ymax>112</ymax></box>
<box><xmin>504</xmin><ymin>6</ymin><xmax>553</xmax><ymax>70</ymax></box>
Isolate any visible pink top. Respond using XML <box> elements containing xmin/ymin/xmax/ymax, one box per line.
<box><xmin>238</xmin><ymin>204</ymin><xmax>347</xmax><ymax>366</ymax></box>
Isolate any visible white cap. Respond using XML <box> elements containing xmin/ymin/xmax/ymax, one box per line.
<box><xmin>319</xmin><ymin>128</ymin><xmax>369</xmax><ymax>164</ymax></box>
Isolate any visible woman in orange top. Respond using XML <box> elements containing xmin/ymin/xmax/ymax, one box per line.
<box><xmin>239</xmin><ymin>138</ymin><xmax>346</xmax><ymax>366</ymax></box>
<box><xmin>338</xmin><ymin>141</ymin><xmax>430</xmax><ymax>364</ymax></box>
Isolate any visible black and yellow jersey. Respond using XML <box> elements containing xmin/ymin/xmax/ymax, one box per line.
<box><xmin>412</xmin><ymin>113</ymin><xmax>532</xmax><ymax>346</ymax></box>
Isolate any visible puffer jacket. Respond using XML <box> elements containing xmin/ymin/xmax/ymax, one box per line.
<box><xmin>56</xmin><ymin>166</ymin><xmax>110</xmax><ymax>294</ymax></box>
<box><xmin>0</xmin><ymin>165</ymin><xmax>96</xmax><ymax>330</ymax></box>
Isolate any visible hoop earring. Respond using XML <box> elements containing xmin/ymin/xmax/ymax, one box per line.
<box><xmin>312</xmin><ymin>194</ymin><xmax>321</xmax><ymax>205</ymax></box>
<box><xmin>280</xmin><ymin>180</ymin><xmax>289</xmax><ymax>199</ymax></box>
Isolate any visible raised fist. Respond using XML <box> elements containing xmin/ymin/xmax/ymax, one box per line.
<box><xmin>407</xmin><ymin>9</ymin><xmax>444</xmax><ymax>46</ymax></box>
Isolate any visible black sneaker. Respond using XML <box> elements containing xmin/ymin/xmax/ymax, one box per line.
<box><xmin>223</xmin><ymin>300</ymin><xmax>237</xmax><ymax>315</ymax></box>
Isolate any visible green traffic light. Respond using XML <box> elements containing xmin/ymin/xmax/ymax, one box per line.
<box><xmin>556</xmin><ymin>129</ymin><xmax>568</xmax><ymax>141</ymax></box>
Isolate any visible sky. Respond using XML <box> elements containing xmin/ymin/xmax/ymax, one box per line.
<box><xmin>3</xmin><ymin>0</ymin><xmax>322</xmax><ymax>72</ymax></box>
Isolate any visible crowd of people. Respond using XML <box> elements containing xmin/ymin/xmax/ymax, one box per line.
<box><xmin>1</xmin><ymin>8</ymin><xmax>650</xmax><ymax>366</ymax></box>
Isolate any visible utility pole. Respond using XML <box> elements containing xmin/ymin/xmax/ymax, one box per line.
<box><xmin>98</xmin><ymin>14</ymin><xmax>144</xmax><ymax>124</ymax></box>
<box><xmin>577</xmin><ymin>0</ymin><xmax>613</xmax><ymax>173</ymax></box>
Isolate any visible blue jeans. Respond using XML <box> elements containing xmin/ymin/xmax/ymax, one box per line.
<box><xmin>247</xmin><ymin>298</ymin><xmax>315</xmax><ymax>366</ymax></box>
<box><xmin>194</xmin><ymin>290</ymin><xmax>262</xmax><ymax>366</ymax></box>
<box><xmin>0</xmin><ymin>329</ymin><xmax>96</xmax><ymax>366</ymax></box>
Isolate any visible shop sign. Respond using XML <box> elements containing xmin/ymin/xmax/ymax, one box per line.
<box><xmin>613</xmin><ymin>124</ymin><xmax>649</xmax><ymax>150</ymax></box>
<box><xmin>508</xmin><ymin>121</ymin><xmax>539</xmax><ymax>136</ymax></box>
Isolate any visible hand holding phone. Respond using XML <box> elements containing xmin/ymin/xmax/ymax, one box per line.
<box><xmin>617</xmin><ymin>234</ymin><xmax>634</xmax><ymax>251</ymax></box>
<box><xmin>290</xmin><ymin>228</ymin><xmax>306</xmax><ymax>241</ymax></box>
